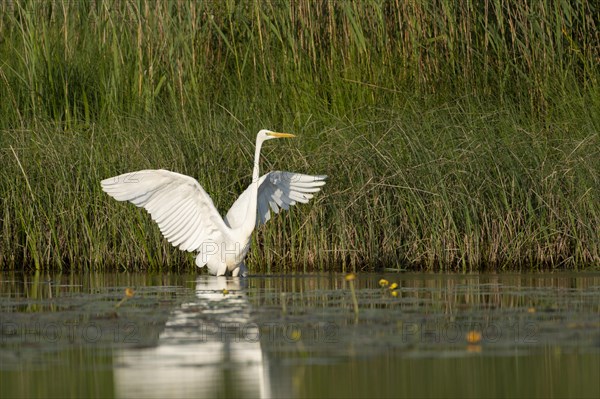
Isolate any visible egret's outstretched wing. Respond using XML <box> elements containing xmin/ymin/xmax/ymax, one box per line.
<box><xmin>101</xmin><ymin>170</ymin><xmax>232</xmax><ymax>255</ymax></box>
<box><xmin>225</xmin><ymin>172</ymin><xmax>327</xmax><ymax>228</ymax></box>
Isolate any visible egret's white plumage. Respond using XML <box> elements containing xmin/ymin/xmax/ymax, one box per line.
<box><xmin>101</xmin><ymin>130</ymin><xmax>326</xmax><ymax>276</ymax></box>
<box><xmin>225</xmin><ymin>171</ymin><xmax>327</xmax><ymax>227</ymax></box>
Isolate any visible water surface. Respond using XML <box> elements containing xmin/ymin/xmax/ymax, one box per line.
<box><xmin>1</xmin><ymin>271</ymin><xmax>598</xmax><ymax>398</ymax></box>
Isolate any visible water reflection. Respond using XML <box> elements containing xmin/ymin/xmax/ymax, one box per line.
<box><xmin>0</xmin><ymin>271</ymin><xmax>599</xmax><ymax>398</ymax></box>
<box><xmin>114</xmin><ymin>276</ymin><xmax>268</xmax><ymax>398</ymax></box>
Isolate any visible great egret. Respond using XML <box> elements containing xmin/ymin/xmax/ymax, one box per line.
<box><xmin>101</xmin><ymin>129</ymin><xmax>326</xmax><ymax>276</ymax></box>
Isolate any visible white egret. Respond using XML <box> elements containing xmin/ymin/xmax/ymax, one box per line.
<box><xmin>101</xmin><ymin>129</ymin><xmax>326</xmax><ymax>276</ymax></box>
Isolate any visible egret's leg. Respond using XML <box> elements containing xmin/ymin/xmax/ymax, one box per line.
<box><xmin>216</xmin><ymin>262</ymin><xmax>228</xmax><ymax>276</ymax></box>
<box><xmin>232</xmin><ymin>262</ymin><xmax>248</xmax><ymax>277</ymax></box>
<box><xmin>238</xmin><ymin>262</ymin><xmax>248</xmax><ymax>277</ymax></box>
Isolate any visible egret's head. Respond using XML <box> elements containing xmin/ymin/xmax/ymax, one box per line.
<box><xmin>258</xmin><ymin>129</ymin><xmax>295</xmax><ymax>142</ymax></box>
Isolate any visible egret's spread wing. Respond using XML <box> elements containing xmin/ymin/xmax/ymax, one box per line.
<box><xmin>256</xmin><ymin>172</ymin><xmax>327</xmax><ymax>225</ymax></box>
<box><xmin>101</xmin><ymin>169</ymin><xmax>232</xmax><ymax>254</ymax></box>
<box><xmin>225</xmin><ymin>171</ymin><xmax>327</xmax><ymax>228</ymax></box>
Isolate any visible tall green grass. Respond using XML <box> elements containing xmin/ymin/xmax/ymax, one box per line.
<box><xmin>1</xmin><ymin>1</ymin><xmax>599</xmax><ymax>272</ymax></box>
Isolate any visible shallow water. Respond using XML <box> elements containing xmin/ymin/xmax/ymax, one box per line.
<box><xmin>1</xmin><ymin>271</ymin><xmax>599</xmax><ymax>398</ymax></box>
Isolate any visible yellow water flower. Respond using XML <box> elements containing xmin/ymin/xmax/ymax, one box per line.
<box><xmin>289</xmin><ymin>329</ymin><xmax>301</xmax><ymax>342</ymax></box>
<box><xmin>389</xmin><ymin>282</ymin><xmax>398</xmax><ymax>290</ymax></box>
<box><xmin>391</xmin><ymin>290</ymin><xmax>399</xmax><ymax>297</ymax></box>
<box><xmin>222</xmin><ymin>288</ymin><xmax>229</xmax><ymax>295</ymax></box>
<box><xmin>379</xmin><ymin>279</ymin><xmax>389</xmax><ymax>287</ymax></box>
<box><xmin>345</xmin><ymin>273</ymin><xmax>359</xmax><ymax>321</ymax></box>
<box><xmin>115</xmin><ymin>288</ymin><xmax>135</xmax><ymax>309</ymax></box>
<box><xmin>466</xmin><ymin>330</ymin><xmax>482</xmax><ymax>344</ymax></box>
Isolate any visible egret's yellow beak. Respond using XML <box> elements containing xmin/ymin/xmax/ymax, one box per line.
<box><xmin>268</xmin><ymin>132</ymin><xmax>295</xmax><ymax>138</ymax></box>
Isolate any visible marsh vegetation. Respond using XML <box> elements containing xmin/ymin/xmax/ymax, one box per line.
<box><xmin>1</xmin><ymin>1</ymin><xmax>599</xmax><ymax>271</ymax></box>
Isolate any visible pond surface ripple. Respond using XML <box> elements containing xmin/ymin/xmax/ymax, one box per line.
<box><xmin>0</xmin><ymin>271</ymin><xmax>599</xmax><ymax>398</ymax></box>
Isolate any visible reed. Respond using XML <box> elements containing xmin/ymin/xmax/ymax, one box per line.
<box><xmin>0</xmin><ymin>1</ymin><xmax>598</xmax><ymax>271</ymax></box>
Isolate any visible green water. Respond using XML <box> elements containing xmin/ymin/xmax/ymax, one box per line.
<box><xmin>1</xmin><ymin>272</ymin><xmax>599</xmax><ymax>398</ymax></box>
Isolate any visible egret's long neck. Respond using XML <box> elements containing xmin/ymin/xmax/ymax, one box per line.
<box><xmin>242</xmin><ymin>138</ymin><xmax>263</xmax><ymax>236</ymax></box>
<box><xmin>252</xmin><ymin>138</ymin><xmax>263</xmax><ymax>185</ymax></box>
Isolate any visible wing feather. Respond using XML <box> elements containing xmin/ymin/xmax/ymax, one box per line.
<box><xmin>159</xmin><ymin>198</ymin><xmax>193</xmax><ymax>230</ymax></box>
<box><xmin>169</xmin><ymin>204</ymin><xmax>199</xmax><ymax>247</ymax></box>
<box><xmin>101</xmin><ymin>169</ymin><xmax>232</xmax><ymax>252</ymax></box>
<box><xmin>154</xmin><ymin>195</ymin><xmax>188</xmax><ymax>224</ymax></box>
<box><xmin>161</xmin><ymin>198</ymin><xmax>194</xmax><ymax>236</ymax></box>
<box><xmin>225</xmin><ymin>171</ymin><xmax>326</xmax><ymax>228</ymax></box>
